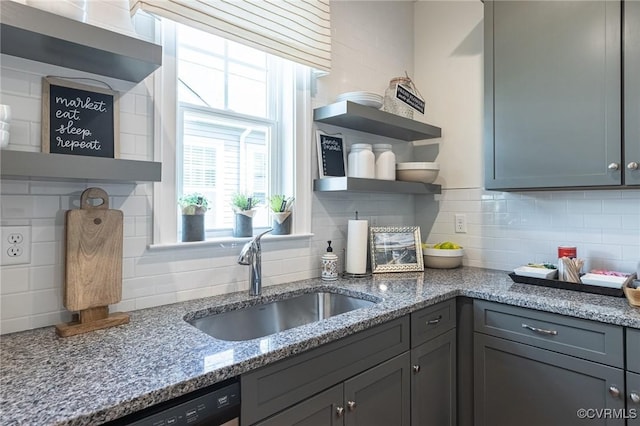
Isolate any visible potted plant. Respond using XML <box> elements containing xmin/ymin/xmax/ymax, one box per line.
<box><xmin>178</xmin><ymin>193</ymin><xmax>209</xmax><ymax>242</ymax></box>
<box><xmin>231</xmin><ymin>192</ymin><xmax>258</xmax><ymax>237</ymax></box>
<box><xmin>268</xmin><ymin>195</ymin><xmax>294</xmax><ymax>235</ymax></box>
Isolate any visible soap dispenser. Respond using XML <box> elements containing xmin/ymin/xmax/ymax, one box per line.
<box><xmin>322</xmin><ymin>241</ymin><xmax>339</xmax><ymax>281</ymax></box>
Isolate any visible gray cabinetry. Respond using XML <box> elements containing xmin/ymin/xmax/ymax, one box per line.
<box><xmin>410</xmin><ymin>300</ymin><xmax>457</xmax><ymax>426</ymax></box>
<box><xmin>256</xmin><ymin>353</ymin><xmax>411</xmax><ymax>426</ymax></box>
<box><xmin>474</xmin><ymin>300</ymin><xmax>627</xmax><ymax>426</ymax></box>
<box><xmin>411</xmin><ymin>328</ymin><xmax>456</xmax><ymax>426</ymax></box>
<box><xmin>625</xmin><ymin>0</ymin><xmax>640</xmax><ymax>186</ymax></box>
<box><xmin>475</xmin><ymin>333</ymin><xmax>626</xmax><ymax>426</ymax></box>
<box><xmin>628</xmin><ymin>372</ymin><xmax>640</xmax><ymax>426</ymax></box>
<box><xmin>484</xmin><ymin>0</ymin><xmax>624</xmax><ymax>189</ymax></box>
<box><xmin>241</xmin><ymin>317</ymin><xmax>409</xmax><ymax>425</ymax></box>
<box><xmin>629</xmin><ymin>329</ymin><xmax>640</xmax><ymax>374</ymax></box>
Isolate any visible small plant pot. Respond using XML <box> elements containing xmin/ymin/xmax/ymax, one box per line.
<box><xmin>182</xmin><ymin>214</ymin><xmax>205</xmax><ymax>242</ymax></box>
<box><xmin>272</xmin><ymin>212</ymin><xmax>291</xmax><ymax>235</ymax></box>
<box><xmin>233</xmin><ymin>213</ymin><xmax>253</xmax><ymax>237</ymax></box>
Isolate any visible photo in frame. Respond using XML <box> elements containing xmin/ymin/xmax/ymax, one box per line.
<box><xmin>370</xmin><ymin>226</ymin><xmax>424</xmax><ymax>273</ymax></box>
<box><xmin>316</xmin><ymin>130</ymin><xmax>347</xmax><ymax>178</ymax></box>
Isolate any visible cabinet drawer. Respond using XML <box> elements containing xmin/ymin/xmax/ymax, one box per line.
<box><xmin>474</xmin><ymin>300</ymin><xmax>623</xmax><ymax>367</ymax></box>
<box><xmin>241</xmin><ymin>316</ymin><xmax>410</xmax><ymax>425</ymax></box>
<box><xmin>411</xmin><ymin>299</ymin><xmax>456</xmax><ymax>348</ymax></box>
<box><xmin>629</xmin><ymin>328</ymin><xmax>640</xmax><ymax>374</ymax></box>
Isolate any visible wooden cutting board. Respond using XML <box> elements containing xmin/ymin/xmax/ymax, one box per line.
<box><xmin>64</xmin><ymin>187</ymin><xmax>123</xmax><ymax>311</ymax></box>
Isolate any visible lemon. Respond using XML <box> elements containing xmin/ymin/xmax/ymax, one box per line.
<box><xmin>434</xmin><ymin>241</ymin><xmax>462</xmax><ymax>250</ymax></box>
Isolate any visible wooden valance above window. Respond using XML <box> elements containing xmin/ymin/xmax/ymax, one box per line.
<box><xmin>130</xmin><ymin>0</ymin><xmax>331</xmax><ymax>72</ymax></box>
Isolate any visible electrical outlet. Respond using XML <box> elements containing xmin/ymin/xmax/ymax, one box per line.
<box><xmin>454</xmin><ymin>214</ymin><xmax>467</xmax><ymax>233</ymax></box>
<box><xmin>1</xmin><ymin>226</ymin><xmax>31</xmax><ymax>266</ymax></box>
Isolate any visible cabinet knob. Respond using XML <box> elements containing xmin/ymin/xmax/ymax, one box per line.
<box><xmin>347</xmin><ymin>400</ymin><xmax>357</xmax><ymax>411</ymax></box>
<box><xmin>336</xmin><ymin>406</ymin><xmax>345</xmax><ymax>417</ymax></box>
<box><xmin>609</xmin><ymin>386</ymin><xmax>621</xmax><ymax>398</ymax></box>
<box><xmin>628</xmin><ymin>162</ymin><xmax>639</xmax><ymax>171</ymax></box>
<box><xmin>608</xmin><ymin>163</ymin><xmax>620</xmax><ymax>171</ymax></box>
<box><xmin>630</xmin><ymin>392</ymin><xmax>640</xmax><ymax>404</ymax></box>
<box><xmin>413</xmin><ymin>365</ymin><xmax>421</xmax><ymax>373</ymax></box>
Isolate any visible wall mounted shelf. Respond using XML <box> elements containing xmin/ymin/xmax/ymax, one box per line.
<box><xmin>313</xmin><ymin>101</ymin><xmax>441</xmax><ymax>141</ymax></box>
<box><xmin>313</xmin><ymin>177</ymin><xmax>440</xmax><ymax>195</ymax></box>
<box><xmin>0</xmin><ymin>151</ymin><xmax>161</xmax><ymax>183</ymax></box>
<box><xmin>0</xmin><ymin>1</ymin><xmax>162</xmax><ymax>83</ymax></box>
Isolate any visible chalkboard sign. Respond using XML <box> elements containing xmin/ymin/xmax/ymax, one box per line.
<box><xmin>316</xmin><ymin>130</ymin><xmax>347</xmax><ymax>178</ymax></box>
<box><xmin>42</xmin><ymin>77</ymin><xmax>119</xmax><ymax>158</ymax></box>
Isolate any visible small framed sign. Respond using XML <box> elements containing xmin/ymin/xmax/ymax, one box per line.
<box><xmin>370</xmin><ymin>226</ymin><xmax>424</xmax><ymax>273</ymax></box>
<box><xmin>396</xmin><ymin>84</ymin><xmax>425</xmax><ymax>115</ymax></box>
<box><xmin>42</xmin><ymin>77</ymin><xmax>120</xmax><ymax>158</ymax></box>
<box><xmin>316</xmin><ymin>130</ymin><xmax>347</xmax><ymax>178</ymax></box>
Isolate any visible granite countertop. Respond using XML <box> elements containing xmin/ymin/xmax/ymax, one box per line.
<box><xmin>1</xmin><ymin>266</ymin><xmax>639</xmax><ymax>426</ymax></box>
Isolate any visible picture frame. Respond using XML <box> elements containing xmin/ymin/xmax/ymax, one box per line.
<box><xmin>316</xmin><ymin>130</ymin><xmax>347</xmax><ymax>178</ymax></box>
<box><xmin>42</xmin><ymin>76</ymin><xmax>120</xmax><ymax>158</ymax></box>
<box><xmin>370</xmin><ymin>226</ymin><xmax>424</xmax><ymax>273</ymax></box>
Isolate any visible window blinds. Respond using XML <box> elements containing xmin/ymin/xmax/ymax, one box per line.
<box><xmin>130</xmin><ymin>0</ymin><xmax>331</xmax><ymax>72</ymax></box>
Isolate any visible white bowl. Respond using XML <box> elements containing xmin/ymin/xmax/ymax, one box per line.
<box><xmin>396</xmin><ymin>162</ymin><xmax>439</xmax><ymax>184</ymax></box>
<box><xmin>423</xmin><ymin>246</ymin><xmax>464</xmax><ymax>269</ymax></box>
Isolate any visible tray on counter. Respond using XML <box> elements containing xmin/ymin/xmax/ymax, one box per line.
<box><xmin>508</xmin><ymin>272</ymin><xmax>625</xmax><ymax>298</ymax></box>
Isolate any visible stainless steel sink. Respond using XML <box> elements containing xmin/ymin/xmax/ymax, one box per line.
<box><xmin>188</xmin><ymin>291</ymin><xmax>378</xmax><ymax>341</ymax></box>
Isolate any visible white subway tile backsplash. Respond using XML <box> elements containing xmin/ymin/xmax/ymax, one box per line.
<box><xmin>1</xmin><ymin>267</ymin><xmax>29</xmax><ymax>294</ymax></box>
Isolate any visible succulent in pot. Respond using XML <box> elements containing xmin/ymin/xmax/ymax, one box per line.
<box><xmin>178</xmin><ymin>193</ymin><xmax>209</xmax><ymax>242</ymax></box>
<box><xmin>268</xmin><ymin>195</ymin><xmax>294</xmax><ymax>235</ymax></box>
<box><xmin>179</xmin><ymin>193</ymin><xmax>209</xmax><ymax>215</ymax></box>
<box><xmin>231</xmin><ymin>192</ymin><xmax>259</xmax><ymax>237</ymax></box>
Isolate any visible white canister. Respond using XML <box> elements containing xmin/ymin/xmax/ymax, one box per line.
<box><xmin>347</xmin><ymin>144</ymin><xmax>375</xmax><ymax>179</ymax></box>
<box><xmin>373</xmin><ymin>144</ymin><xmax>395</xmax><ymax>180</ymax></box>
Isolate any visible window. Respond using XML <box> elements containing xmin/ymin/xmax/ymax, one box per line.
<box><xmin>173</xmin><ymin>23</ymin><xmax>298</xmax><ymax>237</ymax></box>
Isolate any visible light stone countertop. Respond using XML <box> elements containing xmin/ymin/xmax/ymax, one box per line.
<box><xmin>1</xmin><ymin>267</ymin><xmax>639</xmax><ymax>426</ymax></box>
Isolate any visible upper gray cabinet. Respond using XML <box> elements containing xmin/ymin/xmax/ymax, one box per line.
<box><xmin>484</xmin><ymin>1</ymin><xmax>639</xmax><ymax>190</ymax></box>
<box><xmin>0</xmin><ymin>1</ymin><xmax>162</xmax><ymax>83</ymax></box>
<box><xmin>625</xmin><ymin>1</ymin><xmax>640</xmax><ymax>186</ymax></box>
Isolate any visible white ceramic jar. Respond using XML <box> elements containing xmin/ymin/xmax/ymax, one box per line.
<box><xmin>347</xmin><ymin>144</ymin><xmax>375</xmax><ymax>179</ymax></box>
<box><xmin>373</xmin><ymin>144</ymin><xmax>395</xmax><ymax>180</ymax></box>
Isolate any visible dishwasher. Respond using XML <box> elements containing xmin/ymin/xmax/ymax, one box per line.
<box><xmin>106</xmin><ymin>378</ymin><xmax>240</xmax><ymax>426</ymax></box>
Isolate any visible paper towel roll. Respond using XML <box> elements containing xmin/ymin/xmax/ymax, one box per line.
<box><xmin>346</xmin><ymin>219</ymin><xmax>368</xmax><ymax>274</ymax></box>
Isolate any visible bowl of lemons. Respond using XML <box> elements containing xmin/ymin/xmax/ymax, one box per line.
<box><xmin>422</xmin><ymin>242</ymin><xmax>464</xmax><ymax>269</ymax></box>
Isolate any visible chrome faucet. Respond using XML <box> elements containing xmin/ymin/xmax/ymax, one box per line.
<box><xmin>238</xmin><ymin>229</ymin><xmax>272</xmax><ymax>296</ymax></box>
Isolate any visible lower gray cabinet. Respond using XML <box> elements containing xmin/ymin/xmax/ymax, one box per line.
<box><xmin>474</xmin><ymin>333</ymin><xmax>626</xmax><ymax>426</ymax></box>
<box><xmin>255</xmin><ymin>353</ymin><xmax>411</xmax><ymax>426</ymax></box>
<box><xmin>411</xmin><ymin>328</ymin><xmax>456</xmax><ymax>426</ymax></box>
<box><xmin>628</xmin><ymin>372</ymin><xmax>640</xmax><ymax>426</ymax></box>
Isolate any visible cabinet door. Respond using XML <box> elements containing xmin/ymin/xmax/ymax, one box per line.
<box><xmin>628</xmin><ymin>372</ymin><xmax>640</xmax><ymax>426</ymax></box>
<box><xmin>344</xmin><ymin>352</ymin><xmax>410</xmax><ymax>426</ymax></box>
<box><xmin>484</xmin><ymin>0</ymin><xmax>622</xmax><ymax>189</ymax></box>
<box><xmin>625</xmin><ymin>0</ymin><xmax>640</xmax><ymax>186</ymax></box>
<box><xmin>475</xmin><ymin>333</ymin><xmax>625</xmax><ymax>426</ymax></box>
<box><xmin>254</xmin><ymin>385</ymin><xmax>343</xmax><ymax>426</ymax></box>
<box><xmin>411</xmin><ymin>328</ymin><xmax>456</xmax><ymax>426</ymax></box>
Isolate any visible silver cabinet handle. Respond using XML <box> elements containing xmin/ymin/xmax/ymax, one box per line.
<box><xmin>522</xmin><ymin>323</ymin><xmax>558</xmax><ymax>336</ymax></box>
<box><xmin>413</xmin><ymin>365</ymin><xmax>421</xmax><ymax>373</ymax></box>
<box><xmin>347</xmin><ymin>400</ymin><xmax>356</xmax><ymax>411</ymax></box>
<box><xmin>336</xmin><ymin>406</ymin><xmax>344</xmax><ymax>417</ymax></box>
<box><xmin>630</xmin><ymin>392</ymin><xmax>640</xmax><ymax>404</ymax></box>
<box><xmin>609</xmin><ymin>386</ymin><xmax>621</xmax><ymax>398</ymax></box>
<box><xmin>427</xmin><ymin>315</ymin><xmax>442</xmax><ymax>325</ymax></box>
<box><xmin>608</xmin><ymin>162</ymin><xmax>620</xmax><ymax>171</ymax></box>
<box><xmin>628</xmin><ymin>162</ymin><xmax>639</xmax><ymax>171</ymax></box>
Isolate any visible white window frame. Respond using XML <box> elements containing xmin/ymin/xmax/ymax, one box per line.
<box><xmin>150</xmin><ymin>20</ymin><xmax>312</xmax><ymax>247</ymax></box>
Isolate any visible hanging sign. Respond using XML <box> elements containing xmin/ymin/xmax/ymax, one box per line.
<box><xmin>395</xmin><ymin>84</ymin><xmax>425</xmax><ymax>115</ymax></box>
<box><xmin>42</xmin><ymin>77</ymin><xmax>119</xmax><ymax>158</ymax></box>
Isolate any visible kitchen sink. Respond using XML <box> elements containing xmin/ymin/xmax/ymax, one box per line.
<box><xmin>187</xmin><ymin>291</ymin><xmax>379</xmax><ymax>341</ymax></box>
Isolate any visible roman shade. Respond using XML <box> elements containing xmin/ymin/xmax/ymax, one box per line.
<box><xmin>130</xmin><ymin>0</ymin><xmax>331</xmax><ymax>72</ymax></box>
